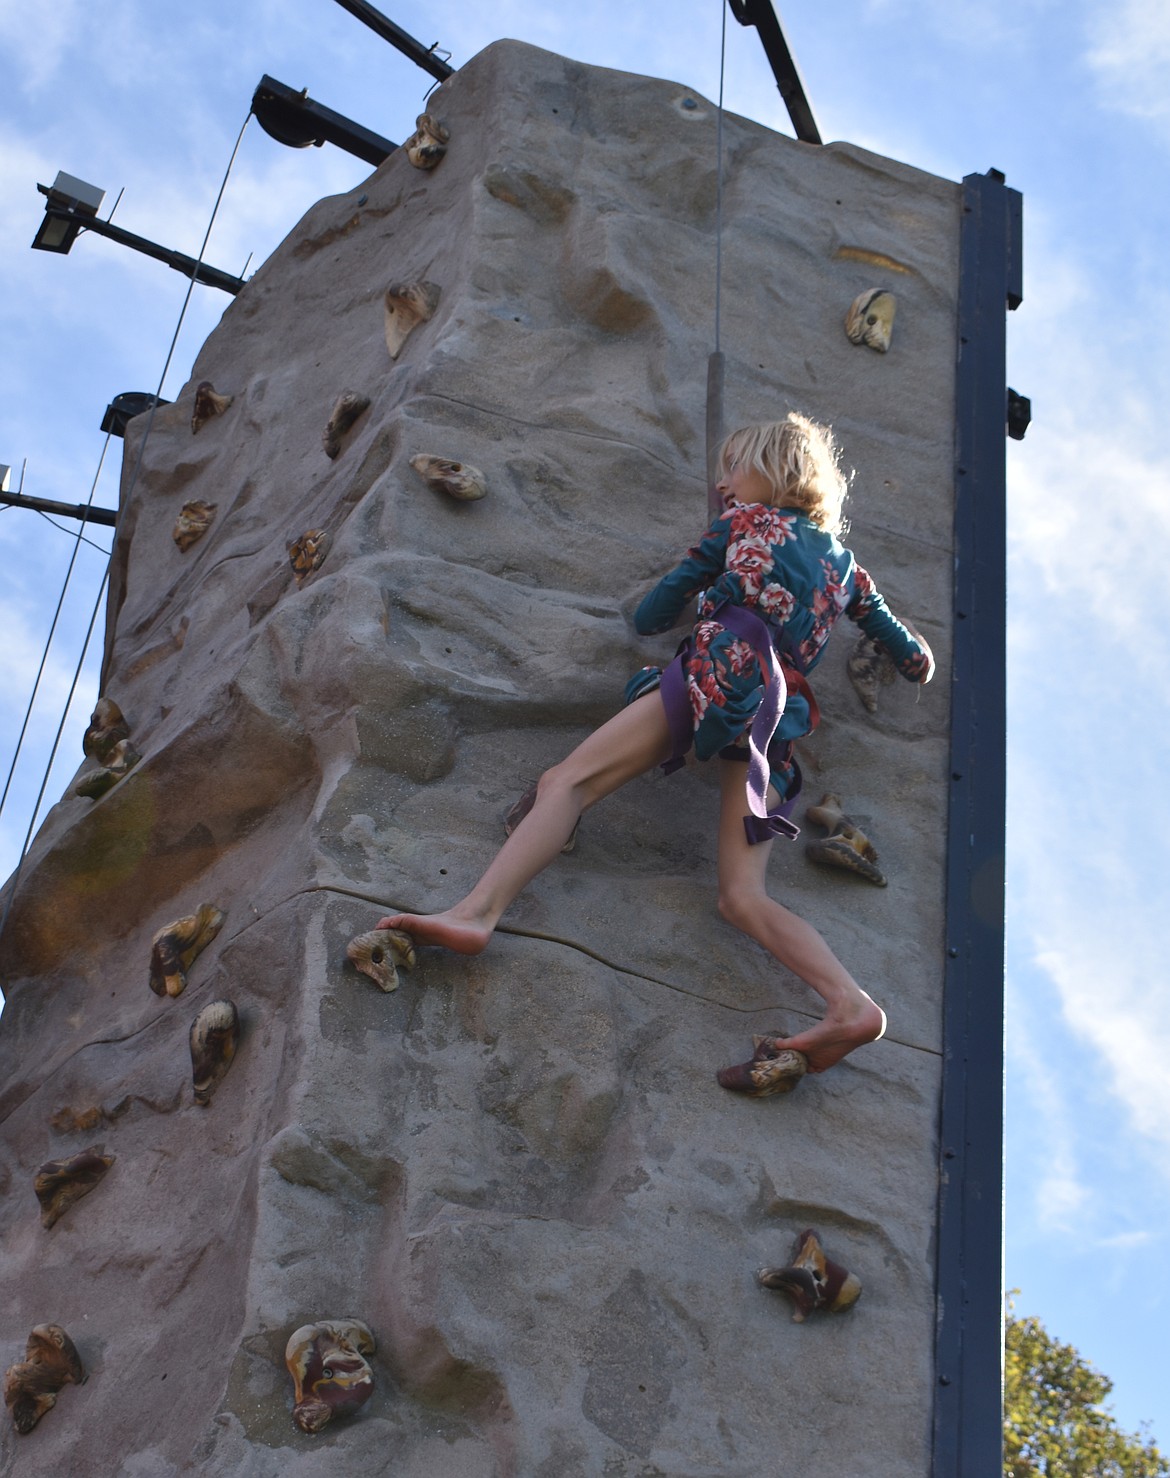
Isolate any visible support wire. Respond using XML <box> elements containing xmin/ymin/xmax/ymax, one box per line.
<box><xmin>0</xmin><ymin>108</ymin><xmax>253</xmax><ymax>954</ymax></box>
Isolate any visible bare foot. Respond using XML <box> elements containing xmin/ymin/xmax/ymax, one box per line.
<box><xmin>374</xmin><ymin>910</ymin><xmax>492</xmax><ymax>956</ymax></box>
<box><xmin>767</xmin><ymin>994</ymin><xmax>886</xmax><ymax>1074</ymax></box>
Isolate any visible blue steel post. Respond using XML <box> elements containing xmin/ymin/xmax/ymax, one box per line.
<box><xmin>933</xmin><ymin>168</ymin><xmax>1022</xmax><ymax>1473</ymax></box>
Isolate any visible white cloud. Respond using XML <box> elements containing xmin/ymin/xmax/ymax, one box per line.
<box><xmin>1085</xmin><ymin>0</ymin><xmax>1170</xmax><ymax>129</ymax></box>
<box><xmin>0</xmin><ymin>0</ymin><xmax>84</xmax><ymax>94</ymax></box>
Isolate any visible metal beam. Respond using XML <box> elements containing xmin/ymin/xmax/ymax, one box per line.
<box><xmin>251</xmin><ymin>75</ymin><xmax>396</xmax><ymax>167</ymax></box>
<box><xmin>728</xmin><ymin>0</ymin><xmax>822</xmax><ymax>145</ymax></box>
<box><xmin>0</xmin><ymin>490</ymin><xmax>116</xmax><ymax>527</ymax></box>
<box><xmin>933</xmin><ymin>166</ymin><xmax>1022</xmax><ymax>1475</ymax></box>
<box><xmin>36</xmin><ymin>205</ymin><xmax>245</xmax><ymax>295</ymax></box>
<box><xmin>330</xmin><ymin>0</ymin><xmax>454</xmax><ymax>81</ymax></box>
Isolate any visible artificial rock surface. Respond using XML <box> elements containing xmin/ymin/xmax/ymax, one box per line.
<box><xmin>0</xmin><ymin>40</ymin><xmax>958</xmax><ymax>1475</ymax></box>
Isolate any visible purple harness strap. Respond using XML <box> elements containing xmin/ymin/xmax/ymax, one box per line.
<box><xmin>657</xmin><ymin>602</ymin><xmax>801</xmax><ymax>845</ymax></box>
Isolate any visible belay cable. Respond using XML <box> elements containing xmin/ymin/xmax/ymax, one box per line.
<box><xmin>706</xmin><ymin>0</ymin><xmax>730</xmax><ymax>520</ymax></box>
<box><xmin>0</xmin><ymin>108</ymin><xmax>254</xmax><ymax>952</ymax></box>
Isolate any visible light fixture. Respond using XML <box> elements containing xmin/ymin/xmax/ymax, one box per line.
<box><xmin>31</xmin><ymin>171</ymin><xmax>105</xmax><ymax>253</ymax></box>
<box><xmin>31</xmin><ymin>171</ymin><xmax>245</xmax><ymax>295</ymax></box>
<box><xmin>252</xmin><ymin>76</ymin><xmax>396</xmax><ymax>166</ymax></box>
<box><xmin>0</xmin><ymin>464</ymin><xmax>11</xmax><ymax>494</ymax></box>
<box><xmin>100</xmin><ymin>392</ymin><xmax>171</xmax><ymax>438</ymax></box>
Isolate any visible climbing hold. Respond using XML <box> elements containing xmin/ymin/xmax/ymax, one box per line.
<box><xmin>322</xmin><ymin>390</ymin><xmax>370</xmax><ymax>459</ymax></box>
<box><xmin>404</xmin><ymin>113</ymin><xmax>450</xmax><ymax>170</ymax></box>
<box><xmin>148</xmin><ymin>903</ymin><xmax>225</xmax><ymax>998</ymax></box>
<box><xmin>758</xmin><ymin>1228</ymin><xmax>862</xmax><ymax>1322</ymax></box>
<box><xmin>288</xmin><ymin>529</ymin><xmax>330</xmax><ymax>583</ymax></box>
<box><xmin>173</xmin><ymin>500</ymin><xmax>217</xmax><ymax>552</ymax></box>
<box><xmin>346</xmin><ymin>928</ymin><xmax>416</xmax><ymax>993</ymax></box>
<box><xmin>48</xmin><ymin>1105</ymin><xmax>105</xmax><ymax>1134</ymax></box>
<box><xmin>409</xmin><ymin>453</ymin><xmax>486</xmax><ymax>502</ymax></box>
<box><xmin>285</xmin><ymin>1319</ymin><xmax>376</xmax><ymax>1434</ymax></box>
<box><xmin>844</xmin><ymin>288</ymin><xmax>896</xmax><ymax>353</ymax></box>
<box><xmin>191</xmin><ymin>381</ymin><xmax>234</xmax><ymax>434</ymax></box>
<box><xmin>34</xmin><ymin>1147</ymin><xmax>115</xmax><ymax>1229</ymax></box>
<box><xmin>74</xmin><ymin>738</ymin><xmax>140</xmax><ymax>799</ymax></box>
<box><xmin>846</xmin><ymin>631</ymin><xmax>897</xmax><ymax>713</ymax></box>
<box><xmin>383</xmin><ymin>281</ymin><xmax>440</xmax><ymax>360</ymax></box>
<box><xmin>805</xmin><ymin>793</ymin><xmax>887</xmax><ymax>886</ymax></box>
<box><xmin>190</xmin><ymin>999</ymin><xmax>240</xmax><ymax>1106</ymax></box>
<box><xmin>716</xmin><ymin>1036</ymin><xmax>808</xmax><ymax>1097</ymax></box>
<box><xmin>82</xmin><ymin>697</ymin><xmax>130</xmax><ymax>762</ymax></box>
<box><xmin>3</xmin><ymin>1325</ymin><xmax>85</xmax><ymax>1434</ymax></box>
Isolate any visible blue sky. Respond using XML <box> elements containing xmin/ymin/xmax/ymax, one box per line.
<box><xmin>1</xmin><ymin>0</ymin><xmax>1167</xmax><ymax>1450</ymax></box>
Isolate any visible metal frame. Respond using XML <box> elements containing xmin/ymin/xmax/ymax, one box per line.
<box><xmin>728</xmin><ymin>0</ymin><xmax>822</xmax><ymax>145</ymax></box>
<box><xmin>330</xmin><ymin>0</ymin><xmax>454</xmax><ymax>81</ymax></box>
<box><xmin>933</xmin><ymin>167</ymin><xmax>1022</xmax><ymax>1473</ymax></box>
<box><xmin>251</xmin><ymin>75</ymin><xmax>396</xmax><ymax>166</ymax></box>
<box><xmin>33</xmin><ymin>196</ymin><xmax>244</xmax><ymax>296</ymax></box>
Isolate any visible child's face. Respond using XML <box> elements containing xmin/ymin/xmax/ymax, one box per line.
<box><xmin>716</xmin><ymin>456</ymin><xmax>775</xmax><ymax>508</ymax></box>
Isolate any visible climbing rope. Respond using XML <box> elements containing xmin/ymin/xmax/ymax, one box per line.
<box><xmin>706</xmin><ymin>0</ymin><xmax>730</xmax><ymax>517</ymax></box>
<box><xmin>0</xmin><ymin>108</ymin><xmax>254</xmax><ymax>954</ymax></box>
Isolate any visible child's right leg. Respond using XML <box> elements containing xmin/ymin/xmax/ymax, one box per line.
<box><xmin>714</xmin><ymin>761</ymin><xmax>885</xmax><ymax>1072</ymax></box>
<box><xmin>377</xmin><ymin>692</ymin><xmax>673</xmax><ymax>954</ymax></box>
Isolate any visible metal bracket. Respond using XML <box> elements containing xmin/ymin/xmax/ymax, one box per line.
<box><xmin>251</xmin><ymin>76</ymin><xmax>396</xmax><ymax>167</ymax></box>
<box><xmin>728</xmin><ymin>0</ymin><xmax>822</xmax><ymax>144</ymax></box>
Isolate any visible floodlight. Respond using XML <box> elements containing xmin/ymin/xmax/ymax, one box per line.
<box><xmin>101</xmin><ymin>392</ymin><xmax>170</xmax><ymax>438</ymax></box>
<box><xmin>32</xmin><ymin>171</ymin><xmax>106</xmax><ymax>253</ymax></box>
<box><xmin>31</xmin><ymin>173</ymin><xmax>244</xmax><ymax>295</ymax></box>
<box><xmin>0</xmin><ymin>464</ymin><xmax>10</xmax><ymax>493</ymax></box>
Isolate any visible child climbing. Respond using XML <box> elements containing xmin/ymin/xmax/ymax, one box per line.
<box><xmin>378</xmin><ymin>412</ymin><xmax>933</xmax><ymax>1083</ymax></box>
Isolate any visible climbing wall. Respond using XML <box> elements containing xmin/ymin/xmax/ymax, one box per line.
<box><xmin>0</xmin><ymin>40</ymin><xmax>958</xmax><ymax>1475</ymax></box>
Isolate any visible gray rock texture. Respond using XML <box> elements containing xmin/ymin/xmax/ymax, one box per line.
<box><xmin>0</xmin><ymin>40</ymin><xmax>958</xmax><ymax>1476</ymax></box>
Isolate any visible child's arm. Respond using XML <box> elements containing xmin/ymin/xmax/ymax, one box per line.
<box><xmin>846</xmin><ymin>565</ymin><xmax>935</xmax><ymax>683</ymax></box>
<box><xmin>633</xmin><ymin>514</ymin><xmax>732</xmax><ymax>635</ymax></box>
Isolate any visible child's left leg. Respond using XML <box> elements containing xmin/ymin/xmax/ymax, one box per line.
<box><xmin>714</xmin><ymin>760</ymin><xmax>885</xmax><ymax>1073</ymax></box>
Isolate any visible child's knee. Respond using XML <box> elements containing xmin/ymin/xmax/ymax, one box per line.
<box><xmin>717</xmin><ymin>888</ymin><xmax>755</xmax><ymax>934</ymax></box>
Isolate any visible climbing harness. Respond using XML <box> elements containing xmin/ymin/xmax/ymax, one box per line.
<box><xmin>655</xmin><ymin>599</ymin><xmax>820</xmax><ymax>844</ymax></box>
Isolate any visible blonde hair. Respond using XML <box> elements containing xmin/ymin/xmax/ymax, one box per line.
<box><xmin>718</xmin><ymin>412</ymin><xmax>850</xmax><ymax>536</ymax></box>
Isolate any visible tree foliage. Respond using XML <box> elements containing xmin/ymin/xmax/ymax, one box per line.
<box><xmin>1005</xmin><ymin>1304</ymin><xmax>1168</xmax><ymax>1477</ymax></box>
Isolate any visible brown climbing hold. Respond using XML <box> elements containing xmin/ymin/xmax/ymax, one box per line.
<box><xmin>191</xmin><ymin>381</ymin><xmax>233</xmax><ymax>433</ymax></box>
<box><xmin>173</xmin><ymin>499</ymin><xmax>217</xmax><ymax>551</ymax></box>
<box><xmin>716</xmin><ymin>1035</ymin><xmax>808</xmax><ymax>1097</ymax></box>
<box><xmin>82</xmin><ymin>697</ymin><xmax>130</xmax><ymax>763</ymax></box>
<box><xmin>346</xmin><ymin>929</ymin><xmax>416</xmax><ymax>993</ymax></box>
<box><xmin>404</xmin><ymin>113</ymin><xmax>450</xmax><ymax>170</ymax></box>
<box><xmin>285</xmin><ymin>1319</ymin><xmax>376</xmax><ymax>1434</ymax></box>
<box><xmin>758</xmin><ymin>1227</ymin><xmax>862</xmax><ymax>1322</ymax></box>
<box><xmin>75</xmin><ymin>738</ymin><xmax>141</xmax><ymax>799</ymax></box>
<box><xmin>34</xmin><ymin>1147</ymin><xmax>115</xmax><ymax>1229</ymax></box>
<box><xmin>322</xmin><ymin>391</ymin><xmax>370</xmax><ymax>459</ymax></box>
<box><xmin>846</xmin><ymin>632</ymin><xmax>897</xmax><ymax>714</ymax></box>
<box><xmin>190</xmin><ymin>999</ymin><xmax>240</xmax><ymax>1106</ymax></box>
<box><xmin>288</xmin><ymin>529</ymin><xmax>330</xmax><ymax>583</ymax></box>
<box><xmin>148</xmin><ymin>903</ymin><xmax>225</xmax><ymax>998</ymax></box>
<box><xmin>4</xmin><ymin>1325</ymin><xmax>85</xmax><ymax>1433</ymax></box>
<box><xmin>409</xmin><ymin>453</ymin><xmax>486</xmax><ymax>502</ymax></box>
<box><xmin>844</xmin><ymin>288</ymin><xmax>896</xmax><ymax>353</ymax></box>
<box><xmin>383</xmin><ymin>281</ymin><xmax>440</xmax><ymax>360</ymax></box>
<box><xmin>805</xmin><ymin>793</ymin><xmax>887</xmax><ymax>887</ymax></box>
